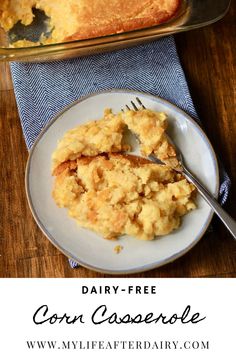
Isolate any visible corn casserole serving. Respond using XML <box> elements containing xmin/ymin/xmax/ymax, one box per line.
<box><xmin>52</xmin><ymin>109</ymin><xmax>196</xmax><ymax>241</ymax></box>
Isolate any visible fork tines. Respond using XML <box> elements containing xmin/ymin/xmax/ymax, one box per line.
<box><xmin>125</xmin><ymin>97</ymin><xmax>146</xmax><ymax>111</ymax></box>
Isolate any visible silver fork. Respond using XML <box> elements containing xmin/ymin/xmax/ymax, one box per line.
<box><xmin>124</xmin><ymin>97</ymin><xmax>236</xmax><ymax>239</ymax></box>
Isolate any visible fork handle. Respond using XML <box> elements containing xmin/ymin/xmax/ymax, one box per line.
<box><xmin>182</xmin><ymin>166</ymin><xmax>236</xmax><ymax>240</ymax></box>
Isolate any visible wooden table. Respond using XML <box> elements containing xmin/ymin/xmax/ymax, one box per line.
<box><xmin>0</xmin><ymin>5</ymin><xmax>235</xmax><ymax>278</ymax></box>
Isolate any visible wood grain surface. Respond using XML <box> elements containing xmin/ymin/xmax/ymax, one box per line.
<box><xmin>0</xmin><ymin>5</ymin><xmax>235</xmax><ymax>278</ymax></box>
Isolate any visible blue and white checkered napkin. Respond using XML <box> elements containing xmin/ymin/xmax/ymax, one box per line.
<box><xmin>10</xmin><ymin>36</ymin><xmax>230</xmax><ymax>268</ymax></box>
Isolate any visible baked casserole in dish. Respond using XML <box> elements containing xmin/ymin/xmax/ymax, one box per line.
<box><xmin>0</xmin><ymin>0</ymin><xmax>231</xmax><ymax>62</ymax></box>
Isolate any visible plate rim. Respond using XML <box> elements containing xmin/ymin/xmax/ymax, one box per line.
<box><xmin>25</xmin><ymin>89</ymin><xmax>220</xmax><ymax>275</ymax></box>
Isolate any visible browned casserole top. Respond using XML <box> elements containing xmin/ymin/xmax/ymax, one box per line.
<box><xmin>0</xmin><ymin>0</ymin><xmax>181</xmax><ymax>46</ymax></box>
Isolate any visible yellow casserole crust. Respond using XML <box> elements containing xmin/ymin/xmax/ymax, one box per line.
<box><xmin>52</xmin><ymin>154</ymin><xmax>196</xmax><ymax>240</ymax></box>
<box><xmin>52</xmin><ymin>109</ymin><xmax>127</xmax><ymax>172</ymax></box>
<box><xmin>52</xmin><ymin>108</ymin><xmax>178</xmax><ymax>173</ymax></box>
<box><xmin>0</xmin><ymin>0</ymin><xmax>181</xmax><ymax>46</ymax></box>
<box><xmin>123</xmin><ymin>109</ymin><xmax>179</xmax><ymax>169</ymax></box>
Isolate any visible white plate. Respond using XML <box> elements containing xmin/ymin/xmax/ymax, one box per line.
<box><xmin>26</xmin><ymin>90</ymin><xmax>219</xmax><ymax>274</ymax></box>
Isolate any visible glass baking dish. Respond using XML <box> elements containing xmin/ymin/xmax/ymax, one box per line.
<box><xmin>0</xmin><ymin>0</ymin><xmax>231</xmax><ymax>62</ymax></box>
